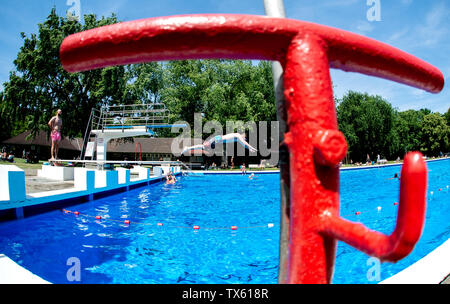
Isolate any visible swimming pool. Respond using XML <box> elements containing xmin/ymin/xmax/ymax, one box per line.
<box><xmin>334</xmin><ymin>159</ymin><xmax>450</xmax><ymax>283</ymax></box>
<box><xmin>0</xmin><ymin>159</ymin><xmax>448</xmax><ymax>283</ymax></box>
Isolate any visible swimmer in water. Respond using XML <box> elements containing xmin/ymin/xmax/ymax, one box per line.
<box><xmin>387</xmin><ymin>173</ymin><xmax>400</xmax><ymax>180</ymax></box>
<box><xmin>181</xmin><ymin>133</ymin><xmax>257</xmax><ymax>156</ymax></box>
<box><xmin>166</xmin><ymin>172</ymin><xmax>177</xmax><ymax>184</ymax></box>
<box><xmin>249</xmin><ymin>173</ymin><xmax>255</xmax><ymax>180</ymax></box>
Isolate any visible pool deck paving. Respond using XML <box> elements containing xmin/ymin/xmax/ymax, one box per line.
<box><xmin>25</xmin><ymin>176</ymin><xmax>75</xmax><ymax>194</ymax></box>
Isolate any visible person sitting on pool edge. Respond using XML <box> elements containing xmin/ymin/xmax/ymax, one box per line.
<box><xmin>181</xmin><ymin>133</ymin><xmax>257</xmax><ymax>156</ymax></box>
<box><xmin>241</xmin><ymin>163</ymin><xmax>247</xmax><ymax>175</ymax></box>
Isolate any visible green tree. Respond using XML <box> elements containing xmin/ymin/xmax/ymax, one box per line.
<box><xmin>1</xmin><ymin>8</ymin><xmax>126</xmax><ymax>141</ymax></box>
<box><xmin>393</xmin><ymin>109</ymin><xmax>425</xmax><ymax>155</ymax></box>
<box><xmin>444</xmin><ymin>107</ymin><xmax>450</xmax><ymax>127</ymax></box>
<box><xmin>337</xmin><ymin>91</ymin><xmax>397</xmax><ymax>162</ymax></box>
<box><xmin>124</xmin><ymin>62</ymin><xmax>164</xmax><ymax>105</ymax></box>
<box><xmin>160</xmin><ymin>60</ymin><xmax>276</xmax><ymax>138</ymax></box>
<box><xmin>420</xmin><ymin>113</ymin><xmax>449</xmax><ymax>156</ymax></box>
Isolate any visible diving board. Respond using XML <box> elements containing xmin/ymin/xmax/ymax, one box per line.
<box><xmin>103</xmin><ymin>124</ymin><xmax>186</xmax><ymax>129</ymax></box>
<box><xmin>92</xmin><ymin>126</ymin><xmax>153</xmax><ymax>162</ymax></box>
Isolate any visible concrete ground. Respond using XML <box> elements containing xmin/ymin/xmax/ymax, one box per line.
<box><xmin>441</xmin><ymin>275</ymin><xmax>450</xmax><ymax>284</ymax></box>
<box><xmin>25</xmin><ymin>176</ymin><xmax>75</xmax><ymax>194</ymax></box>
<box><xmin>23</xmin><ymin>166</ymin><xmax>74</xmax><ymax>194</ymax></box>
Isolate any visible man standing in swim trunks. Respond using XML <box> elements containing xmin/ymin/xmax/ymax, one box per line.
<box><xmin>48</xmin><ymin>109</ymin><xmax>63</xmax><ymax>161</ymax></box>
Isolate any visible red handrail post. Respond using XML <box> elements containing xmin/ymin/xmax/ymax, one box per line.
<box><xmin>135</xmin><ymin>142</ymin><xmax>142</xmax><ymax>162</ymax></box>
<box><xmin>283</xmin><ymin>34</ymin><xmax>347</xmax><ymax>283</ymax></box>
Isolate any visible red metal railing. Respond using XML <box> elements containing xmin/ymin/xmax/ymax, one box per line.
<box><xmin>60</xmin><ymin>14</ymin><xmax>444</xmax><ymax>284</ymax></box>
<box><xmin>135</xmin><ymin>142</ymin><xmax>142</xmax><ymax>162</ymax></box>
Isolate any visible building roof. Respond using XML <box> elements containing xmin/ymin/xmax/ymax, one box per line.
<box><xmin>2</xmin><ymin>131</ymin><xmax>83</xmax><ymax>151</ymax></box>
<box><xmin>2</xmin><ymin>131</ymin><xmax>178</xmax><ymax>154</ymax></box>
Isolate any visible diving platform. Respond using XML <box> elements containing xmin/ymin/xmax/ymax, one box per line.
<box><xmin>81</xmin><ymin>103</ymin><xmax>186</xmax><ymax>162</ymax></box>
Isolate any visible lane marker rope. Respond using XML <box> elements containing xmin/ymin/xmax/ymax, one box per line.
<box><xmin>61</xmin><ymin>209</ymin><xmax>276</xmax><ymax>231</ymax></box>
<box><xmin>61</xmin><ymin>185</ymin><xmax>447</xmax><ymax>230</ymax></box>
<box><xmin>340</xmin><ymin>185</ymin><xmax>448</xmax><ymax>218</ymax></box>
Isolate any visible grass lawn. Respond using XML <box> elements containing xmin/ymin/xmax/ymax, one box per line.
<box><xmin>0</xmin><ymin>158</ymin><xmax>45</xmax><ymax>170</ymax></box>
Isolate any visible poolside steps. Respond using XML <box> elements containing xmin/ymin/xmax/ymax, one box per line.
<box><xmin>37</xmin><ymin>165</ymin><xmax>74</xmax><ymax>181</ymax></box>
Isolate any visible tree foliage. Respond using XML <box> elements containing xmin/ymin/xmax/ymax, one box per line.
<box><xmin>161</xmin><ymin>60</ymin><xmax>276</xmax><ymax>128</ymax></box>
<box><xmin>1</xmin><ymin>9</ymin><xmax>126</xmax><ymax>140</ymax></box>
<box><xmin>420</xmin><ymin>113</ymin><xmax>449</xmax><ymax>155</ymax></box>
<box><xmin>337</xmin><ymin>91</ymin><xmax>397</xmax><ymax>162</ymax></box>
<box><xmin>337</xmin><ymin>91</ymin><xmax>449</xmax><ymax>162</ymax></box>
<box><xmin>444</xmin><ymin>107</ymin><xmax>450</xmax><ymax>126</ymax></box>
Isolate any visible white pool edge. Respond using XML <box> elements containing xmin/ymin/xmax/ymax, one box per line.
<box><xmin>380</xmin><ymin>238</ymin><xmax>450</xmax><ymax>284</ymax></box>
<box><xmin>0</xmin><ymin>254</ymin><xmax>51</xmax><ymax>284</ymax></box>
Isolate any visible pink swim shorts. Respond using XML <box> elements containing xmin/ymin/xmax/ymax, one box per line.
<box><xmin>51</xmin><ymin>131</ymin><xmax>61</xmax><ymax>142</ymax></box>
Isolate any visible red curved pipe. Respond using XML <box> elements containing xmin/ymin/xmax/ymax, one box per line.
<box><xmin>322</xmin><ymin>152</ymin><xmax>427</xmax><ymax>261</ymax></box>
<box><xmin>59</xmin><ymin>14</ymin><xmax>444</xmax><ymax>284</ymax></box>
<box><xmin>60</xmin><ymin>14</ymin><xmax>444</xmax><ymax>93</ymax></box>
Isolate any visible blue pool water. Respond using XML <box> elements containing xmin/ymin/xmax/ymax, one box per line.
<box><xmin>0</xmin><ymin>159</ymin><xmax>448</xmax><ymax>284</ymax></box>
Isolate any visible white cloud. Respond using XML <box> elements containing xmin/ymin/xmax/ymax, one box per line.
<box><xmin>97</xmin><ymin>0</ymin><xmax>127</xmax><ymax>18</ymax></box>
<box><xmin>415</xmin><ymin>2</ymin><xmax>449</xmax><ymax>47</ymax></box>
<box><xmin>386</xmin><ymin>27</ymin><xmax>410</xmax><ymax>45</ymax></box>
<box><xmin>401</xmin><ymin>0</ymin><xmax>413</xmax><ymax>6</ymax></box>
<box><xmin>410</xmin><ymin>88</ymin><xmax>426</xmax><ymax>97</ymax></box>
<box><xmin>355</xmin><ymin>20</ymin><xmax>375</xmax><ymax>34</ymax></box>
<box><xmin>319</xmin><ymin>0</ymin><xmax>359</xmax><ymax>8</ymax></box>
<box><xmin>380</xmin><ymin>1</ymin><xmax>449</xmax><ymax>52</ymax></box>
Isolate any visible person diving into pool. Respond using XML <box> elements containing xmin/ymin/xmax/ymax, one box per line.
<box><xmin>181</xmin><ymin>133</ymin><xmax>258</xmax><ymax>156</ymax></box>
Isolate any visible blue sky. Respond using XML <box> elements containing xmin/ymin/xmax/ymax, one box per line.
<box><xmin>0</xmin><ymin>0</ymin><xmax>448</xmax><ymax>113</ymax></box>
